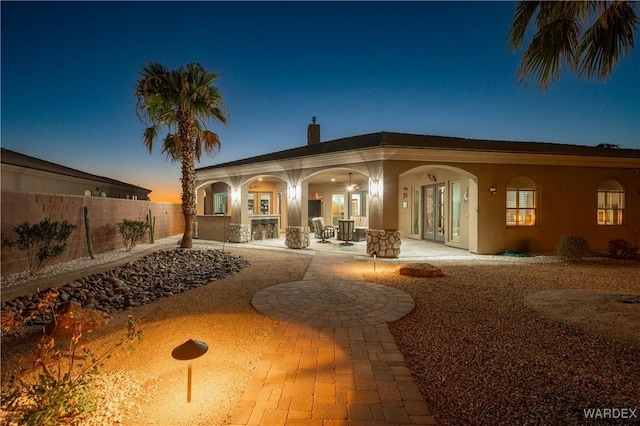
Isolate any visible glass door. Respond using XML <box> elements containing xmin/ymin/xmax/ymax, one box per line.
<box><xmin>331</xmin><ymin>193</ymin><xmax>345</xmax><ymax>226</ymax></box>
<box><xmin>423</xmin><ymin>183</ymin><xmax>445</xmax><ymax>242</ymax></box>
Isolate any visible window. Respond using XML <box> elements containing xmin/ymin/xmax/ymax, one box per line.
<box><xmin>597</xmin><ymin>179</ymin><xmax>624</xmax><ymax>225</ymax></box>
<box><xmin>506</xmin><ymin>176</ymin><xmax>537</xmax><ymax>226</ymax></box>
<box><xmin>412</xmin><ymin>187</ymin><xmax>420</xmax><ymax>235</ymax></box>
<box><xmin>450</xmin><ymin>181</ymin><xmax>461</xmax><ymax>241</ymax></box>
<box><xmin>213</xmin><ymin>192</ymin><xmax>227</xmax><ymax>214</ymax></box>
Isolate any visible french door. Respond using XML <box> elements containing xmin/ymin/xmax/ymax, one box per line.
<box><xmin>423</xmin><ymin>183</ymin><xmax>445</xmax><ymax>242</ymax></box>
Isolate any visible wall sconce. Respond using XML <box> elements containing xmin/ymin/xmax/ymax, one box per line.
<box><xmin>288</xmin><ymin>184</ymin><xmax>297</xmax><ymax>200</ymax></box>
<box><xmin>231</xmin><ymin>189</ymin><xmax>240</xmax><ymax>202</ymax></box>
<box><xmin>369</xmin><ymin>180</ymin><xmax>380</xmax><ymax>197</ymax></box>
<box><xmin>489</xmin><ymin>187</ymin><xmax>498</xmax><ymax>195</ymax></box>
<box><xmin>427</xmin><ymin>174</ymin><xmax>437</xmax><ymax>182</ymax></box>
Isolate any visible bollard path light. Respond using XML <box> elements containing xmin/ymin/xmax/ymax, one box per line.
<box><xmin>171</xmin><ymin>339</ymin><xmax>209</xmax><ymax>403</ymax></box>
<box><xmin>371</xmin><ymin>250</ymin><xmax>378</xmax><ymax>271</ymax></box>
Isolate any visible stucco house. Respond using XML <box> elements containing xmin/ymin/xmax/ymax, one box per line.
<box><xmin>1</xmin><ymin>148</ymin><xmax>151</xmax><ymax>200</ymax></box>
<box><xmin>194</xmin><ymin>120</ymin><xmax>640</xmax><ymax>257</ymax></box>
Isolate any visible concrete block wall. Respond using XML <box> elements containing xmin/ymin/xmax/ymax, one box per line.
<box><xmin>1</xmin><ymin>191</ymin><xmax>184</xmax><ymax>275</ymax></box>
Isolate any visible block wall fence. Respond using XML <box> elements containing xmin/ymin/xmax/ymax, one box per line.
<box><xmin>1</xmin><ymin>191</ymin><xmax>184</xmax><ymax>275</ymax></box>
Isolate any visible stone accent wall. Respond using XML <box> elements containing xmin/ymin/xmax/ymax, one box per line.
<box><xmin>366</xmin><ymin>229</ymin><xmax>402</xmax><ymax>258</ymax></box>
<box><xmin>1</xmin><ymin>191</ymin><xmax>184</xmax><ymax>275</ymax></box>
<box><xmin>229</xmin><ymin>223</ymin><xmax>251</xmax><ymax>243</ymax></box>
<box><xmin>285</xmin><ymin>226</ymin><xmax>310</xmax><ymax>249</ymax></box>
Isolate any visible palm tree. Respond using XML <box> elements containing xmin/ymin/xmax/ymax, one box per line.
<box><xmin>508</xmin><ymin>1</ymin><xmax>638</xmax><ymax>91</ymax></box>
<box><xmin>135</xmin><ymin>62</ymin><xmax>227</xmax><ymax>248</ymax></box>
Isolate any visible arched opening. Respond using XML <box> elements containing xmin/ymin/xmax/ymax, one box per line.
<box><xmin>399</xmin><ymin>165</ymin><xmax>478</xmax><ymax>251</ymax></box>
<box><xmin>303</xmin><ymin>168</ymin><xmax>370</xmax><ymax>242</ymax></box>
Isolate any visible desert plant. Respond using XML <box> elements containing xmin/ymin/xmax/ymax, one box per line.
<box><xmin>83</xmin><ymin>206</ymin><xmax>95</xmax><ymax>259</ymax></box>
<box><xmin>608</xmin><ymin>238</ymin><xmax>639</xmax><ymax>260</ymax></box>
<box><xmin>146</xmin><ymin>209</ymin><xmax>156</xmax><ymax>244</ymax></box>
<box><xmin>12</xmin><ymin>218</ymin><xmax>76</xmax><ymax>275</ymax></box>
<box><xmin>556</xmin><ymin>234</ymin><xmax>591</xmax><ymax>261</ymax></box>
<box><xmin>117</xmin><ymin>219</ymin><xmax>148</xmax><ymax>251</ymax></box>
<box><xmin>0</xmin><ymin>290</ymin><xmax>142</xmax><ymax>425</ymax></box>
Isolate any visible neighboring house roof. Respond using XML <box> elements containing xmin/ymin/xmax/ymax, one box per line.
<box><xmin>197</xmin><ymin>132</ymin><xmax>640</xmax><ymax>171</ymax></box>
<box><xmin>0</xmin><ymin>148</ymin><xmax>151</xmax><ymax>193</ymax></box>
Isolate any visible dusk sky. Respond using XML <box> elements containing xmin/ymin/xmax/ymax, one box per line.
<box><xmin>2</xmin><ymin>1</ymin><xmax>639</xmax><ymax>203</ymax></box>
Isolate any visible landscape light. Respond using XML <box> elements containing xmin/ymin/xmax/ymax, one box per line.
<box><xmin>171</xmin><ymin>339</ymin><xmax>209</xmax><ymax>403</ymax></box>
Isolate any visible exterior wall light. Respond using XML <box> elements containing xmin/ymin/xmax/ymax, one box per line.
<box><xmin>489</xmin><ymin>187</ymin><xmax>498</xmax><ymax>194</ymax></box>
<box><xmin>288</xmin><ymin>185</ymin><xmax>297</xmax><ymax>200</ymax></box>
<box><xmin>231</xmin><ymin>189</ymin><xmax>240</xmax><ymax>202</ymax></box>
<box><xmin>370</xmin><ymin>180</ymin><xmax>380</xmax><ymax>197</ymax></box>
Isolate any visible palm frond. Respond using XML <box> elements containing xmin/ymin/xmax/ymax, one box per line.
<box><xmin>142</xmin><ymin>127</ymin><xmax>158</xmax><ymax>153</ymax></box>
<box><xmin>577</xmin><ymin>1</ymin><xmax>638</xmax><ymax>80</ymax></box>
<box><xmin>516</xmin><ymin>7</ymin><xmax>581</xmax><ymax>91</ymax></box>
<box><xmin>160</xmin><ymin>133</ymin><xmax>181</xmax><ymax>163</ymax></box>
<box><xmin>508</xmin><ymin>1</ymin><xmax>541</xmax><ymax>50</ymax></box>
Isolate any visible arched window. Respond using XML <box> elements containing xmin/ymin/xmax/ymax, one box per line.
<box><xmin>597</xmin><ymin>179</ymin><xmax>624</xmax><ymax>225</ymax></box>
<box><xmin>506</xmin><ymin>176</ymin><xmax>537</xmax><ymax>226</ymax></box>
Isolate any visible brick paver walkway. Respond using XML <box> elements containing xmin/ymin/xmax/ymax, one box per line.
<box><xmin>228</xmin><ymin>252</ymin><xmax>436</xmax><ymax>425</ymax></box>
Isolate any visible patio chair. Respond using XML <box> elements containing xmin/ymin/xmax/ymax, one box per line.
<box><xmin>311</xmin><ymin>217</ymin><xmax>335</xmax><ymax>243</ymax></box>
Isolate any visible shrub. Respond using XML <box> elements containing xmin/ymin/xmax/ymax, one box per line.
<box><xmin>608</xmin><ymin>239</ymin><xmax>639</xmax><ymax>260</ymax></box>
<box><xmin>556</xmin><ymin>234</ymin><xmax>590</xmax><ymax>261</ymax></box>
<box><xmin>117</xmin><ymin>219</ymin><xmax>148</xmax><ymax>251</ymax></box>
<box><xmin>0</xmin><ymin>290</ymin><xmax>142</xmax><ymax>425</ymax></box>
<box><xmin>12</xmin><ymin>218</ymin><xmax>76</xmax><ymax>275</ymax></box>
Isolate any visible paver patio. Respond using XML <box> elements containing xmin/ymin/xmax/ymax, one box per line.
<box><xmin>227</xmin><ymin>251</ymin><xmax>436</xmax><ymax>425</ymax></box>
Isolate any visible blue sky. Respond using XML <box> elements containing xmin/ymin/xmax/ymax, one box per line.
<box><xmin>2</xmin><ymin>1</ymin><xmax>639</xmax><ymax>202</ymax></box>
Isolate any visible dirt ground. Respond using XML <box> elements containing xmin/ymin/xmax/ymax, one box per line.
<box><xmin>525</xmin><ymin>288</ymin><xmax>640</xmax><ymax>344</ymax></box>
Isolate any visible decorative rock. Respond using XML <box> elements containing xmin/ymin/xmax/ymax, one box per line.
<box><xmin>229</xmin><ymin>223</ymin><xmax>251</xmax><ymax>243</ymax></box>
<box><xmin>285</xmin><ymin>226</ymin><xmax>310</xmax><ymax>249</ymax></box>
<box><xmin>398</xmin><ymin>263</ymin><xmax>444</xmax><ymax>278</ymax></box>
<box><xmin>1</xmin><ymin>248</ymin><xmax>251</xmax><ymax>326</ymax></box>
<box><xmin>366</xmin><ymin>229</ymin><xmax>402</xmax><ymax>258</ymax></box>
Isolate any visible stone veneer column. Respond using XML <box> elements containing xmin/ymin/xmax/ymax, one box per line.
<box><xmin>285</xmin><ymin>226</ymin><xmax>310</xmax><ymax>249</ymax></box>
<box><xmin>366</xmin><ymin>229</ymin><xmax>402</xmax><ymax>258</ymax></box>
<box><xmin>229</xmin><ymin>223</ymin><xmax>250</xmax><ymax>243</ymax></box>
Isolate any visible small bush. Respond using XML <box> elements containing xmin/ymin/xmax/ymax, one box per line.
<box><xmin>0</xmin><ymin>290</ymin><xmax>142</xmax><ymax>425</ymax></box>
<box><xmin>117</xmin><ymin>219</ymin><xmax>148</xmax><ymax>251</ymax></box>
<box><xmin>608</xmin><ymin>239</ymin><xmax>639</xmax><ymax>260</ymax></box>
<box><xmin>556</xmin><ymin>234</ymin><xmax>590</xmax><ymax>261</ymax></box>
<box><xmin>12</xmin><ymin>218</ymin><xmax>76</xmax><ymax>275</ymax></box>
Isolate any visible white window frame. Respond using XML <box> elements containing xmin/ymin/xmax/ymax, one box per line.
<box><xmin>506</xmin><ymin>176</ymin><xmax>537</xmax><ymax>226</ymax></box>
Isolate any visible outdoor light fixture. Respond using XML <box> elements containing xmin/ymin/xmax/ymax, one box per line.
<box><xmin>171</xmin><ymin>339</ymin><xmax>209</xmax><ymax>403</ymax></box>
<box><xmin>427</xmin><ymin>174</ymin><xmax>437</xmax><ymax>182</ymax></box>
<box><xmin>489</xmin><ymin>187</ymin><xmax>498</xmax><ymax>194</ymax></box>
<box><xmin>371</xmin><ymin>250</ymin><xmax>378</xmax><ymax>271</ymax></box>
<box><xmin>231</xmin><ymin>189</ymin><xmax>240</xmax><ymax>202</ymax></box>
<box><xmin>288</xmin><ymin>184</ymin><xmax>297</xmax><ymax>200</ymax></box>
<box><xmin>346</xmin><ymin>173</ymin><xmax>354</xmax><ymax>192</ymax></box>
<box><xmin>370</xmin><ymin>180</ymin><xmax>380</xmax><ymax>197</ymax></box>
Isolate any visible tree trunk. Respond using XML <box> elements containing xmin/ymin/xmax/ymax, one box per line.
<box><xmin>182</xmin><ymin>211</ymin><xmax>194</xmax><ymax>248</ymax></box>
<box><xmin>179</xmin><ymin>110</ymin><xmax>196</xmax><ymax>249</ymax></box>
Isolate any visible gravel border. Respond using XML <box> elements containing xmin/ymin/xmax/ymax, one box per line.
<box><xmin>365</xmin><ymin>259</ymin><xmax>640</xmax><ymax>426</ymax></box>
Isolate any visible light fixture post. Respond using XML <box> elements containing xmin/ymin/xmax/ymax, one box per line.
<box><xmin>172</xmin><ymin>339</ymin><xmax>209</xmax><ymax>403</ymax></box>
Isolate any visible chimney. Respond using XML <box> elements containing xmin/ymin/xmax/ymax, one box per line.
<box><xmin>307</xmin><ymin>116</ymin><xmax>320</xmax><ymax>145</ymax></box>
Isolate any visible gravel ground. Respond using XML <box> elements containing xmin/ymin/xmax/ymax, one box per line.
<box><xmin>1</xmin><ymin>241</ymin><xmax>313</xmax><ymax>426</ymax></box>
<box><xmin>2</xmin><ymin>243</ymin><xmax>639</xmax><ymax>425</ymax></box>
<box><xmin>365</xmin><ymin>258</ymin><xmax>640</xmax><ymax>426</ymax></box>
